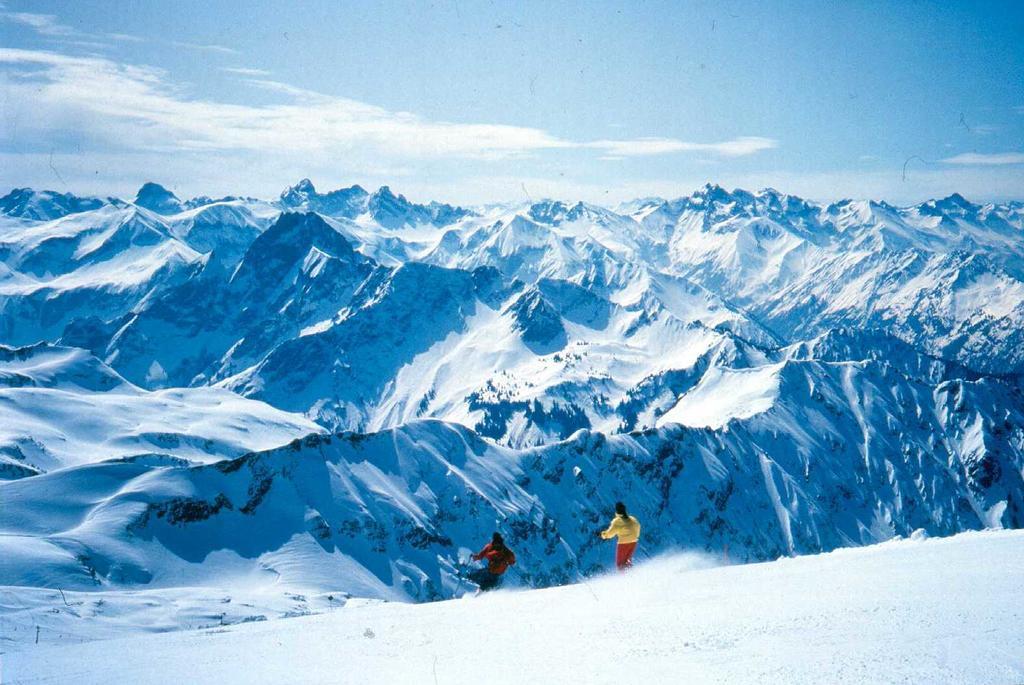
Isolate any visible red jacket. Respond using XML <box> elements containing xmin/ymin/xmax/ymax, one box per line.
<box><xmin>472</xmin><ymin>543</ymin><xmax>516</xmax><ymax>575</ymax></box>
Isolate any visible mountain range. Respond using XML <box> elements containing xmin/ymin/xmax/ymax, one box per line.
<box><xmin>1</xmin><ymin>179</ymin><xmax>1022</xmax><ymax>605</ymax></box>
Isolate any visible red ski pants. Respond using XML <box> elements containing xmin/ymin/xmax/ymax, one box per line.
<box><xmin>615</xmin><ymin>541</ymin><xmax>637</xmax><ymax>570</ymax></box>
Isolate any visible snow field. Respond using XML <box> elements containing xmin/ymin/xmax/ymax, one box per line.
<box><xmin>4</xmin><ymin>530</ymin><xmax>1022</xmax><ymax>685</ymax></box>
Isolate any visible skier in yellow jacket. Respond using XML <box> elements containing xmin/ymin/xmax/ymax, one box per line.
<box><xmin>599</xmin><ymin>501</ymin><xmax>641</xmax><ymax>570</ymax></box>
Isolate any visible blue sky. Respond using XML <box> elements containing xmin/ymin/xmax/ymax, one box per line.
<box><xmin>0</xmin><ymin>0</ymin><xmax>1022</xmax><ymax>205</ymax></box>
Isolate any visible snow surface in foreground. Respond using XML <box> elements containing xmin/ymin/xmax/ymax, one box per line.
<box><xmin>3</xmin><ymin>530</ymin><xmax>1023</xmax><ymax>684</ymax></box>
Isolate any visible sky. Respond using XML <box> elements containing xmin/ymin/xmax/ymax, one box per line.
<box><xmin>0</xmin><ymin>0</ymin><xmax>1022</xmax><ymax>206</ymax></box>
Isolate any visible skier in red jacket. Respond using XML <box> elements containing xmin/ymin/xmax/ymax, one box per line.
<box><xmin>468</xmin><ymin>532</ymin><xmax>516</xmax><ymax>592</ymax></box>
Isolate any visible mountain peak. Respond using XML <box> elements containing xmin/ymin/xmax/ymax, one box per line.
<box><xmin>0</xmin><ymin>187</ymin><xmax>106</xmax><ymax>221</ymax></box>
<box><xmin>680</xmin><ymin>184</ymin><xmax>757</xmax><ymax>214</ymax></box>
<box><xmin>507</xmin><ymin>288</ymin><xmax>567</xmax><ymax>354</ymax></box>
<box><xmin>134</xmin><ymin>182</ymin><xmax>183</xmax><ymax>215</ymax></box>
<box><xmin>231</xmin><ymin>211</ymin><xmax>362</xmax><ymax>287</ymax></box>
<box><xmin>616</xmin><ymin>197</ymin><xmax>667</xmax><ymax>215</ymax></box>
<box><xmin>367</xmin><ymin>185</ymin><xmax>413</xmax><ymax>228</ymax></box>
<box><xmin>280</xmin><ymin>179</ymin><xmax>369</xmax><ymax>218</ymax></box>
<box><xmin>368</xmin><ymin>186</ymin><xmax>470</xmax><ymax>228</ymax></box>
<box><xmin>280</xmin><ymin>178</ymin><xmax>316</xmax><ymax>205</ymax></box>
<box><xmin>689</xmin><ymin>183</ymin><xmax>738</xmax><ymax>205</ymax></box>
<box><xmin>527</xmin><ymin>200</ymin><xmax>570</xmax><ymax>225</ymax></box>
<box><xmin>757</xmin><ymin>187</ymin><xmax>785</xmax><ymax>201</ymax></box>
<box><xmin>937</xmin><ymin>192</ymin><xmax>975</xmax><ymax>210</ymax></box>
<box><xmin>919</xmin><ymin>192</ymin><xmax>978</xmax><ymax>218</ymax></box>
<box><xmin>698</xmin><ymin>182</ymin><xmax>730</xmax><ymax>196</ymax></box>
<box><xmin>137</xmin><ymin>181</ymin><xmax>172</xmax><ymax>193</ymax></box>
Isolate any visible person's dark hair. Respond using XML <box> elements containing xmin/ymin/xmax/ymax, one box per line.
<box><xmin>492</xmin><ymin>531</ymin><xmax>505</xmax><ymax>548</ymax></box>
<box><xmin>615</xmin><ymin>501</ymin><xmax>627</xmax><ymax>518</ymax></box>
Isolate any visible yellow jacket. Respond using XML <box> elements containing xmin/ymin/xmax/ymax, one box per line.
<box><xmin>601</xmin><ymin>514</ymin><xmax>640</xmax><ymax>544</ymax></box>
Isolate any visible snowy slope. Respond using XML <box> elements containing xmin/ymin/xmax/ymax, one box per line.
<box><xmin>83</xmin><ymin>209</ymin><xmax>770</xmax><ymax>444</ymax></box>
<box><xmin>167</xmin><ymin>200</ymin><xmax>279</xmax><ymax>267</ymax></box>
<box><xmin>3</xmin><ymin>333</ymin><xmax>1021</xmax><ymax>601</ymax></box>
<box><xmin>644</xmin><ymin>186</ymin><xmax>1024</xmax><ymax>373</ymax></box>
<box><xmin>217</xmin><ymin>256</ymin><xmax>748</xmax><ymax>441</ymax></box>
<box><xmin>0</xmin><ymin>204</ymin><xmax>204</xmax><ymax>345</ymax></box>
<box><xmin>0</xmin><ymin>343</ymin><xmax>322</xmax><ymax>478</ymax></box>
<box><xmin>657</xmin><ymin>362</ymin><xmax>784</xmax><ymax>428</ymax></box>
<box><xmin>3</xmin><ymin>530</ymin><xmax>1023</xmax><ymax>685</ymax></box>
<box><xmin>97</xmin><ymin>212</ymin><xmax>375</xmax><ymax>388</ymax></box>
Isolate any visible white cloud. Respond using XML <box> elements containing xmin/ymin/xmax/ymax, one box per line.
<box><xmin>0</xmin><ymin>10</ymin><xmax>76</xmax><ymax>37</ymax></box>
<box><xmin>0</xmin><ymin>48</ymin><xmax>554</xmax><ymax>160</ymax></box>
<box><xmin>585</xmin><ymin>136</ymin><xmax>777</xmax><ymax>157</ymax></box>
<box><xmin>703</xmin><ymin>137</ymin><xmax>779</xmax><ymax>157</ymax></box>
<box><xmin>2</xmin><ymin>9</ymin><xmax>238</xmax><ymax>56</ymax></box>
<box><xmin>942</xmin><ymin>152</ymin><xmax>1024</xmax><ymax>166</ymax></box>
<box><xmin>1</xmin><ymin>46</ymin><xmax>1017</xmax><ymax>209</ymax></box>
<box><xmin>169</xmin><ymin>41</ymin><xmax>239</xmax><ymax>55</ymax></box>
<box><xmin>0</xmin><ymin>48</ymin><xmax>775</xmax><ymax>167</ymax></box>
<box><xmin>107</xmin><ymin>33</ymin><xmax>144</xmax><ymax>43</ymax></box>
<box><xmin>220</xmin><ymin>66</ymin><xmax>272</xmax><ymax>77</ymax></box>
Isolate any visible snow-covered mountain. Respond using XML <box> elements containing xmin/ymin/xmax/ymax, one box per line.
<box><xmin>0</xmin><ymin>187</ymin><xmax>108</xmax><ymax>221</ymax></box>
<box><xmin>0</xmin><ymin>342</ymin><xmax>322</xmax><ymax>478</ymax></box>
<box><xmin>3</xmin><ymin>323</ymin><xmax>1020</xmax><ymax>600</ymax></box>
<box><xmin>5</xmin><ymin>180</ymin><xmax>1020</xmax><ymax>388</ymax></box>
<box><xmin>4</xmin><ymin>180</ymin><xmax>1022</xmax><ymax>446</ymax></box>
<box><xmin>277</xmin><ymin>179</ymin><xmax>471</xmax><ymax>228</ymax></box>
<box><xmin>1</xmin><ymin>179</ymin><xmax>1022</xmax><ymax>622</ymax></box>
<box><xmin>0</xmin><ymin>203</ymin><xmax>204</xmax><ymax>345</ymax></box>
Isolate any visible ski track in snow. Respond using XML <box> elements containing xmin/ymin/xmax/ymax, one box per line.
<box><xmin>3</xmin><ymin>530</ymin><xmax>1023</xmax><ymax>685</ymax></box>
